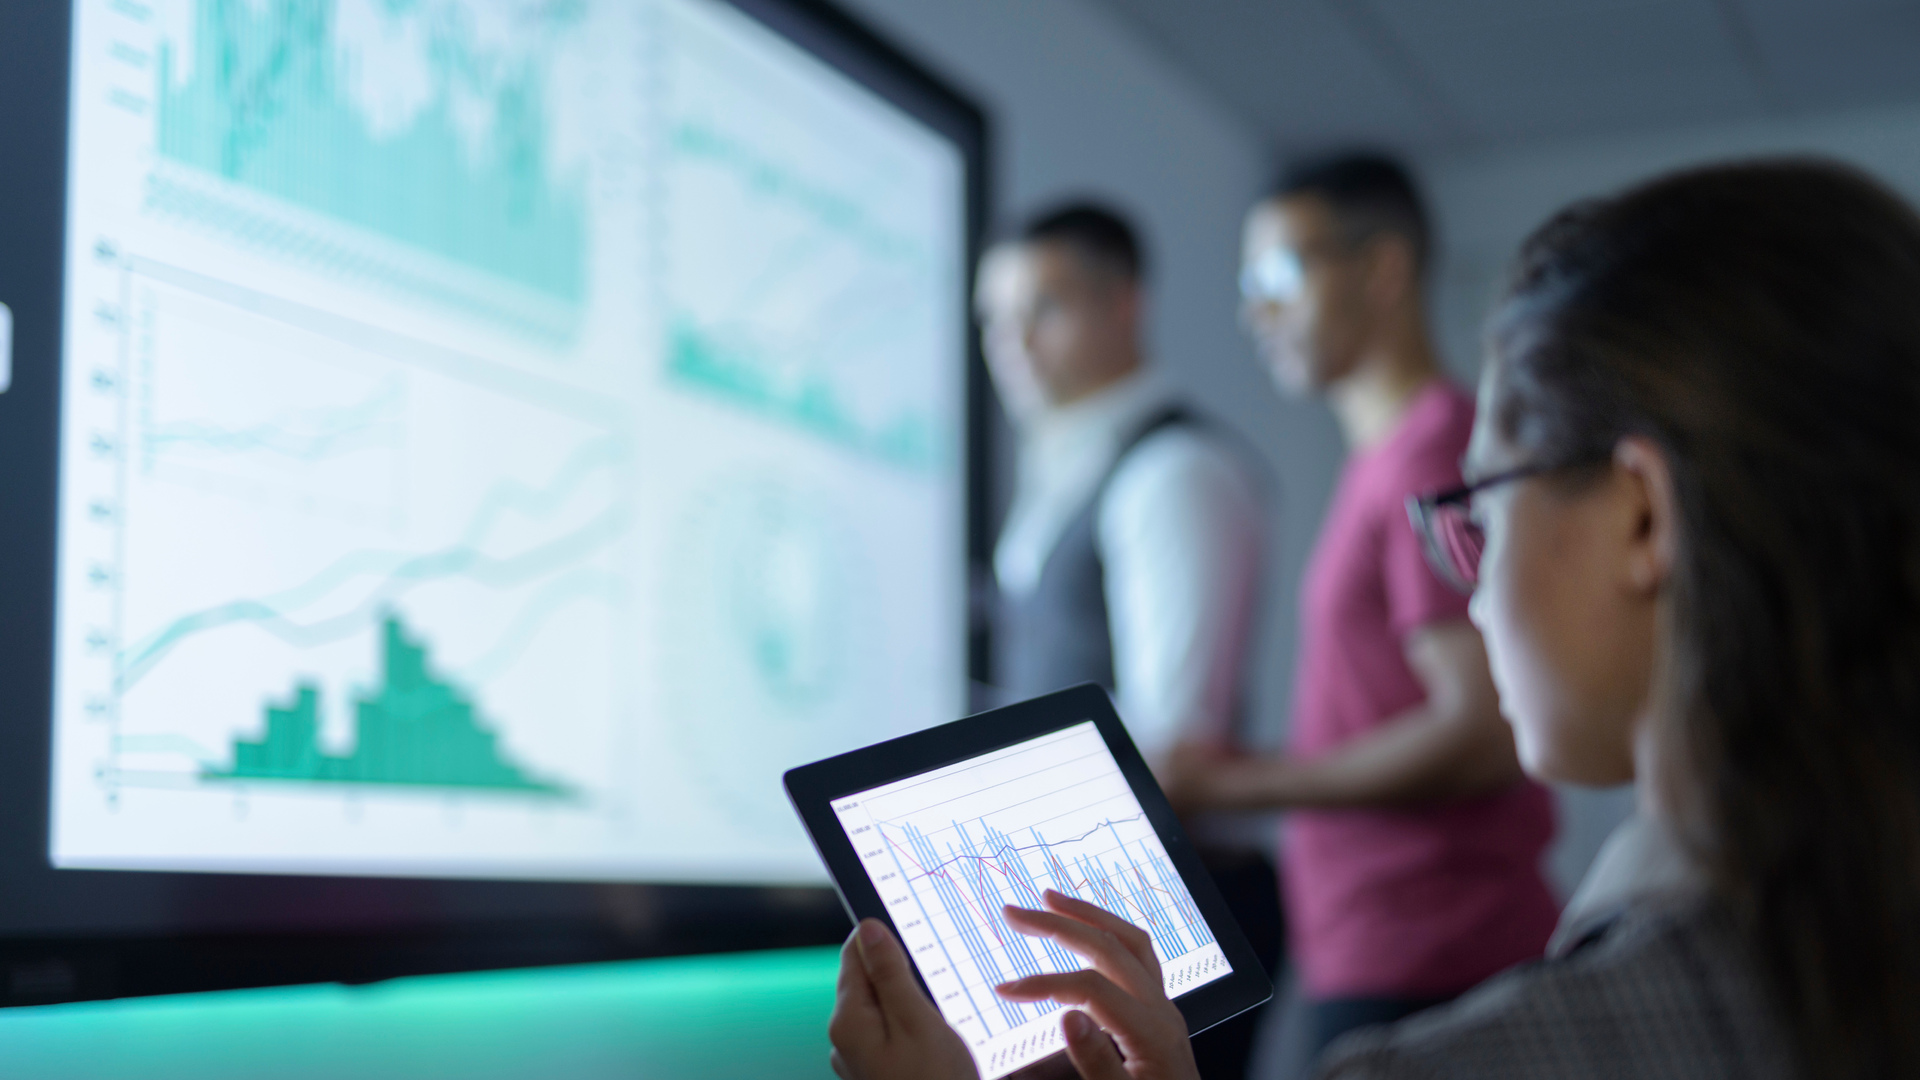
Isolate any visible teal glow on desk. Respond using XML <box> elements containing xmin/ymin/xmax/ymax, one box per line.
<box><xmin>0</xmin><ymin>945</ymin><xmax>840</xmax><ymax>1080</ymax></box>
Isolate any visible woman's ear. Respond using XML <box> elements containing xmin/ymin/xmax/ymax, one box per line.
<box><xmin>1613</xmin><ymin>436</ymin><xmax>1678</xmax><ymax>594</ymax></box>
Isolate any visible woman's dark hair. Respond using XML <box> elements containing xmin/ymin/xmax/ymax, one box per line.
<box><xmin>1490</xmin><ymin>159</ymin><xmax>1920</xmax><ymax>1078</ymax></box>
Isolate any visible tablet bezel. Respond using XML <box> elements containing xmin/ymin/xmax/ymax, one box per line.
<box><xmin>784</xmin><ymin>683</ymin><xmax>1272</xmax><ymax>1063</ymax></box>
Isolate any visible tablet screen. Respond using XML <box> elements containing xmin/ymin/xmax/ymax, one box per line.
<box><xmin>830</xmin><ymin>720</ymin><xmax>1232</xmax><ymax>1079</ymax></box>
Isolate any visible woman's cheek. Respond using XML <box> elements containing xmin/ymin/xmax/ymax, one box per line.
<box><xmin>1471</xmin><ymin>531</ymin><xmax>1558</xmax><ymax>780</ymax></box>
<box><xmin>1472</xmin><ymin>588</ymin><xmax>1535</xmax><ymax>771</ymax></box>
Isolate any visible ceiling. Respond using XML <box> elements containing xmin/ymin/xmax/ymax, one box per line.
<box><xmin>1089</xmin><ymin>0</ymin><xmax>1920</xmax><ymax>154</ymax></box>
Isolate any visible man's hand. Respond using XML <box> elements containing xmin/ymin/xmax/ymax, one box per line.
<box><xmin>1160</xmin><ymin>621</ymin><xmax>1522</xmax><ymax>812</ymax></box>
<box><xmin>1154</xmin><ymin>741</ymin><xmax>1228</xmax><ymax>815</ymax></box>
<box><xmin>828</xmin><ymin>919</ymin><xmax>976</xmax><ymax>1080</ymax></box>
<box><xmin>1158</xmin><ymin>741</ymin><xmax>1305</xmax><ymax>815</ymax></box>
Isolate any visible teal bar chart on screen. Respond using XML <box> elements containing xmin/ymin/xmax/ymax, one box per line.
<box><xmin>153</xmin><ymin>0</ymin><xmax>589</xmax><ymax>305</ymax></box>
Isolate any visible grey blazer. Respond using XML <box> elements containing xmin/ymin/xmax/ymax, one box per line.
<box><xmin>1314</xmin><ymin>900</ymin><xmax>1795</xmax><ymax>1080</ymax></box>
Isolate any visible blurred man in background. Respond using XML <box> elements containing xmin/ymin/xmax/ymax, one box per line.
<box><xmin>975</xmin><ymin>202</ymin><xmax>1275</xmax><ymax>1079</ymax></box>
<box><xmin>1164</xmin><ymin>155</ymin><xmax>1559</xmax><ymax>1061</ymax></box>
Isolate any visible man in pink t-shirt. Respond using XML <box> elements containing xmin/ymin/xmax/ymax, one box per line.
<box><xmin>1164</xmin><ymin>154</ymin><xmax>1558</xmax><ymax>1060</ymax></box>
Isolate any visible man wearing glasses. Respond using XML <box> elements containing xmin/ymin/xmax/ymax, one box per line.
<box><xmin>1161</xmin><ymin>155</ymin><xmax>1558</xmax><ymax>1060</ymax></box>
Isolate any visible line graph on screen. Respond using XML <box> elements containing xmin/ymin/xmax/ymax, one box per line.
<box><xmin>880</xmin><ymin>813</ymin><xmax>1216</xmax><ymax>1031</ymax></box>
<box><xmin>660</xmin><ymin>3</ymin><xmax>953</xmax><ymax>472</ymax></box>
<box><xmin>88</xmin><ymin>263</ymin><xmax>624</xmax><ymax>815</ymax></box>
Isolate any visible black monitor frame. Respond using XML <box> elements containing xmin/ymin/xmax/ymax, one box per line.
<box><xmin>0</xmin><ymin>0</ymin><xmax>990</xmax><ymax>1007</ymax></box>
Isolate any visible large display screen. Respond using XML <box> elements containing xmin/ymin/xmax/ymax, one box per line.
<box><xmin>50</xmin><ymin>0</ymin><xmax>969</xmax><ymax>884</ymax></box>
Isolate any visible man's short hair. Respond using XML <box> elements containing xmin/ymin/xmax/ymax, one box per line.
<box><xmin>1017</xmin><ymin>201</ymin><xmax>1146</xmax><ymax>282</ymax></box>
<box><xmin>1273</xmin><ymin>153</ymin><xmax>1431</xmax><ymax>272</ymax></box>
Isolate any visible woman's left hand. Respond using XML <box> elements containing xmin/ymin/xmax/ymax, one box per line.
<box><xmin>828</xmin><ymin>918</ymin><xmax>977</xmax><ymax>1080</ymax></box>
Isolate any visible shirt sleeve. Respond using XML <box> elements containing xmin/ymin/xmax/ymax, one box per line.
<box><xmin>1382</xmin><ymin>452</ymin><xmax>1472</xmax><ymax>638</ymax></box>
<box><xmin>1095</xmin><ymin>429</ymin><xmax>1266</xmax><ymax>756</ymax></box>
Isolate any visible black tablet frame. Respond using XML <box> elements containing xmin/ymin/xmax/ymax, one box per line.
<box><xmin>784</xmin><ymin>683</ymin><xmax>1272</xmax><ymax>1066</ymax></box>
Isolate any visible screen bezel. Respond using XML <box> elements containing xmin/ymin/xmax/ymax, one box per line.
<box><xmin>784</xmin><ymin>683</ymin><xmax>1273</xmax><ymax>1070</ymax></box>
<box><xmin>0</xmin><ymin>0</ymin><xmax>990</xmax><ymax>1006</ymax></box>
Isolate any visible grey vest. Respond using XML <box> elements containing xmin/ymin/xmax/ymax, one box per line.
<box><xmin>994</xmin><ymin>405</ymin><xmax>1198</xmax><ymax>699</ymax></box>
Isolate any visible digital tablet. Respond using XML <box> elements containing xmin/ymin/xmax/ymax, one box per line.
<box><xmin>785</xmin><ymin>684</ymin><xmax>1272</xmax><ymax>1080</ymax></box>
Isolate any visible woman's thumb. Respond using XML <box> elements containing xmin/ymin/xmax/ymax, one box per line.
<box><xmin>1062</xmin><ymin>1009</ymin><xmax>1130</xmax><ymax>1080</ymax></box>
<box><xmin>856</xmin><ymin>920</ymin><xmax>924</xmax><ymax>1014</ymax></box>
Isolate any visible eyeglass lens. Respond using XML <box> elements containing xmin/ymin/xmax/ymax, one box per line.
<box><xmin>1433</xmin><ymin>503</ymin><xmax>1486</xmax><ymax>589</ymax></box>
<box><xmin>1239</xmin><ymin>248</ymin><xmax>1304</xmax><ymax>303</ymax></box>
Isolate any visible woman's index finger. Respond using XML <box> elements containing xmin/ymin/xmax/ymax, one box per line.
<box><xmin>1041</xmin><ymin>890</ymin><xmax>1162</xmax><ymax>978</ymax></box>
<box><xmin>1000</xmin><ymin>902</ymin><xmax>1159</xmax><ymax>1000</ymax></box>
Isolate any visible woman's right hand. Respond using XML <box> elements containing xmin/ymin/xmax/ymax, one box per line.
<box><xmin>996</xmin><ymin>890</ymin><xmax>1201</xmax><ymax>1080</ymax></box>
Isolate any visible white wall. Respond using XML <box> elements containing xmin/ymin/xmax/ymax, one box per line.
<box><xmin>835</xmin><ymin>0</ymin><xmax>1350</xmax><ymax>750</ymax></box>
<box><xmin>1424</xmin><ymin>97</ymin><xmax>1920</xmax><ymax>387</ymax></box>
<box><xmin>1417</xmin><ymin>97</ymin><xmax>1920</xmax><ymax>893</ymax></box>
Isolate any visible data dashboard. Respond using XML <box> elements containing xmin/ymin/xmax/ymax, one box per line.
<box><xmin>50</xmin><ymin>0</ymin><xmax>969</xmax><ymax>883</ymax></box>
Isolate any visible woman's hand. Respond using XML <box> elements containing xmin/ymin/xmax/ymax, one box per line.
<box><xmin>828</xmin><ymin>918</ymin><xmax>977</xmax><ymax>1080</ymax></box>
<box><xmin>996</xmin><ymin>890</ymin><xmax>1200</xmax><ymax>1080</ymax></box>
<box><xmin>828</xmin><ymin>893</ymin><xmax>1203</xmax><ymax>1080</ymax></box>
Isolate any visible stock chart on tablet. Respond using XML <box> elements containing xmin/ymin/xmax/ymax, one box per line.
<box><xmin>831</xmin><ymin>722</ymin><xmax>1233</xmax><ymax>1079</ymax></box>
<box><xmin>50</xmin><ymin>0</ymin><xmax>967</xmax><ymax>883</ymax></box>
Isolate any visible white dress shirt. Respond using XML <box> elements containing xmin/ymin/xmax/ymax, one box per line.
<box><xmin>995</xmin><ymin>371</ymin><xmax>1265</xmax><ymax>757</ymax></box>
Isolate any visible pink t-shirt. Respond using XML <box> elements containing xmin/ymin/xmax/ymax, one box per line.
<box><xmin>1283</xmin><ymin>381</ymin><xmax>1558</xmax><ymax>1000</ymax></box>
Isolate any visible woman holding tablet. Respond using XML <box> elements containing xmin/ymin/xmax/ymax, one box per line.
<box><xmin>829</xmin><ymin>159</ymin><xmax>1920</xmax><ymax>1079</ymax></box>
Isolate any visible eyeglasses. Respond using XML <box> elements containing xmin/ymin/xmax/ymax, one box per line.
<box><xmin>1238</xmin><ymin>240</ymin><xmax>1355</xmax><ymax>304</ymax></box>
<box><xmin>1239</xmin><ymin>249</ymin><xmax>1306</xmax><ymax>303</ymax></box>
<box><xmin>1405</xmin><ymin>461</ymin><xmax>1589</xmax><ymax>594</ymax></box>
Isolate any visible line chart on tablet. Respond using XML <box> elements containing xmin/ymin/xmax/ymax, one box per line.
<box><xmin>831</xmin><ymin>722</ymin><xmax>1232</xmax><ymax>1078</ymax></box>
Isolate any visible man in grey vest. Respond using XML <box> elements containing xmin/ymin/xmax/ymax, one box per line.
<box><xmin>975</xmin><ymin>202</ymin><xmax>1274</xmax><ymax>1079</ymax></box>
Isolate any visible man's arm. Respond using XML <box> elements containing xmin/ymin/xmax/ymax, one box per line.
<box><xmin>1167</xmin><ymin>620</ymin><xmax>1523</xmax><ymax>811</ymax></box>
<box><xmin>1098</xmin><ymin>431</ymin><xmax>1264</xmax><ymax>755</ymax></box>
